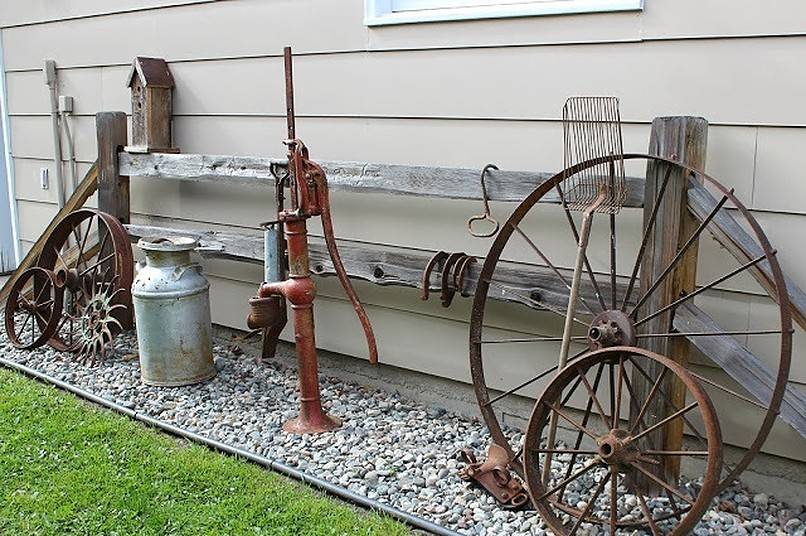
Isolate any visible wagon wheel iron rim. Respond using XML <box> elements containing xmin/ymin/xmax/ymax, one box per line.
<box><xmin>523</xmin><ymin>346</ymin><xmax>722</xmax><ymax>535</ymax></box>
<box><xmin>468</xmin><ymin>153</ymin><xmax>792</xmax><ymax>494</ymax></box>
<box><xmin>35</xmin><ymin>209</ymin><xmax>133</xmax><ymax>352</ymax></box>
<box><xmin>4</xmin><ymin>267</ymin><xmax>64</xmax><ymax>349</ymax></box>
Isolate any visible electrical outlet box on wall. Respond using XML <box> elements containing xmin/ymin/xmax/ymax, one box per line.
<box><xmin>39</xmin><ymin>167</ymin><xmax>49</xmax><ymax>190</ymax></box>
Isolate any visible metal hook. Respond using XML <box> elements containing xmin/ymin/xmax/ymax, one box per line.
<box><xmin>468</xmin><ymin>163</ymin><xmax>500</xmax><ymax>238</ymax></box>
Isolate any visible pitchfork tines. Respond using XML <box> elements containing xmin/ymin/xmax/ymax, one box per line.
<box><xmin>562</xmin><ymin>96</ymin><xmax>627</xmax><ymax>215</ymax></box>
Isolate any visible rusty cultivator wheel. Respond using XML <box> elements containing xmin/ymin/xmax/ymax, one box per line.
<box><xmin>4</xmin><ymin>267</ymin><xmax>64</xmax><ymax>349</ymax></box>
<box><xmin>468</xmin><ymin>153</ymin><xmax>792</xmax><ymax>530</ymax></box>
<box><xmin>523</xmin><ymin>347</ymin><xmax>722</xmax><ymax>535</ymax></box>
<box><xmin>36</xmin><ymin>208</ymin><xmax>133</xmax><ymax>358</ymax></box>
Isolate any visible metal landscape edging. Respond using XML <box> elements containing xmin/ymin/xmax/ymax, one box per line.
<box><xmin>0</xmin><ymin>356</ymin><xmax>462</xmax><ymax>536</ymax></box>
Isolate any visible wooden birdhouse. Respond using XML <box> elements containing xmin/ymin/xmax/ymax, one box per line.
<box><xmin>126</xmin><ymin>57</ymin><xmax>178</xmax><ymax>153</ymax></box>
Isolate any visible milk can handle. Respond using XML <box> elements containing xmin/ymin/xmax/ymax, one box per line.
<box><xmin>172</xmin><ymin>263</ymin><xmax>202</xmax><ymax>281</ymax></box>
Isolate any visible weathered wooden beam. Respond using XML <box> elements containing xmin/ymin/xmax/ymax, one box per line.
<box><xmin>674</xmin><ymin>302</ymin><xmax>806</xmax><ymax>439</ymax></box>
<box><xmin>118</xmin><ymin>150</ymin><xmax>806</xmax><ymax>330</ymax></box>
<box><xmin>0</xmin><ymin>163</ymin><xmax>99</xmax><ymax>309</ymax></box>
<box><xmin>124</xmin><ymin>223</ymin><xmax>628</xmax><ymax>315</ymax></box>
<box><xmin>98</xmin><ymin>113</ymin><xmax>130</xmax><ymax>224</ymax></box>
<box><xmin>632</xmin><ymin>116</ymin><xmax>709</xmax><ymax>484</ymax></box>
<box><xmin>688</xmin><ymin>179</ymin><xmax>806</xmax><ymax>331</ymax></box>
<box><xmin>118</xmin><ymin>151</ymin><xmax>646</xmax><ymax>207</ymax></box>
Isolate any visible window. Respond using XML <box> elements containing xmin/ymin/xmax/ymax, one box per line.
<box><xmin>365</xmin><ymin>0</ymin><xmax>643</xmax><ymax>26</ymax></box>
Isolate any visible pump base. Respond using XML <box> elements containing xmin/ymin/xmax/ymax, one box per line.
<box><xmin>282</xmin><ymin>413</ymin><xmax>342</xmax><ymax>435</ymax></box>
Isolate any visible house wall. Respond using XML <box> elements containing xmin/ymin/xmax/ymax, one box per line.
<box><xmin>2</xmin><ymin>0</ymin><xmax>805</xmax><ymax>461</ymax></box>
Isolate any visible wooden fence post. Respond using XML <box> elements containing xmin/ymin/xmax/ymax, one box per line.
<box><xmin>96</xmin><ymin>111</ymin><xmax>132</xmax><ymax>328</ymax></box>
<box><xmin>96</xmin><ymin>112</ymin><xmax>129</xmax><ymax>224</ymax></box>
<box><xmin>630</xmin><ymin>116</ymin><xmax>708</xmax><ymax>486</ymax></box>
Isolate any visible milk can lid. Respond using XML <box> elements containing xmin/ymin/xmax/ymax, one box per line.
<box><xmin>137</xmin><ymin>236</ymin><xmax>199</xmax><ymax>252</ymax></box>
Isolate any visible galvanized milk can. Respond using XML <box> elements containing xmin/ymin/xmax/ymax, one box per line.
<box><xmin>132</xmin><ymin>236</ymin><xmax>216</xmax><ymax>386</ymax></box>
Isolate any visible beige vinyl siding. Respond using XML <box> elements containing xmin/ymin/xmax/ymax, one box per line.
<box><xmin>3</xmin><ymin>0</ymin><xmax>805</xmax><ymax>460</ymax></box>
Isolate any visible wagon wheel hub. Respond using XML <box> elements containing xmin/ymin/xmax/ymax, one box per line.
<box><xmin>55</xmin><ymin>267</ymin><xmax>81</xmax><ymax>291</ymax></box>
<box><xmin>588</xmin><ymin>310</ymin><xmax>636</xmax><ymax>351</ymax></box>
<box><xmin>596</xmin><ymin>428</ymin><xmax>638</xmax><ymax>469</ymax></box>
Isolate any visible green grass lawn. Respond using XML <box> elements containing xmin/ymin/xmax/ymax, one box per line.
<box><xmin>0</xmin><ymin>368</ymin><xmax>408</xmax><ymax>536</ymax></box>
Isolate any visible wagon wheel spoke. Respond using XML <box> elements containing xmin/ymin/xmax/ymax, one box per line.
<box><xmin>482</xmin><ymin>364</ymin><xmax>558</xmax><ymax>408</ymax></box>
<box><xmin>629</xmin><ymin>367</ymin><xmax>667</xmax><ymax>435</ymax></box>
<box><xmin>630</xmin><ymin>190</ymin><xmax>733</xmax><ymax>318</ymax></box>
<box><xmin>75</xmin><ymin>214</ymin><xmax>94</xmax><ymax>271</ymax></box>
<box><xmin>568</xmin><ymin>471</ymin><xmax>608</xmax><ymax>536</ymax></box>
<box><xmin>25</xmin><ymin>312</ymin><xmax>35</xmax><ymax>344</ymax></box>
<box><xmin>627</xmin><ymin>355</ymin><xmax>738</xmax><ymax>482</ymax></box>
<box><xmin>487</xmin><ymin>279</ymin><xmax>589</xmax><ymax>328</ymax></box>
<box><xmin>557</xmin><ymin>361</ymin><xmax>606</xmax><ymax>501</ymax></box>
<box><xmin>79</xmin><ymin>252</ymin><xmax>116</xmax><ymax>278</ymax></box>
<box><xmin>609</xmin><ymin>469</ymin><xmax>618</xmax><ymax>534</ymax></box>
<box><xmin>631</xmin><ymin>463</ymin><xmax>694</xmax><ymax>505</ymax></box>
<box><xmin>534</xmin><ymin>448</ymin><xmax>599</xmax><ymax>455</ymax></box>
<box><xmin>636</xmin><ymin>328</ymin><xmax>786</xmax><ymax>340</ymax></box>
<box><xmin>625</xmin><ymin>475</ymin><xmax>662</xmax><ymax>536</ymax></box>
<box><xmin>576</xmin><ymin>365</ymin><xmax>612</xmax><ymax>429</ymax></box>
<box><xmin>643</xmin><ymin>450</ymin><xmax>710</xmax><ymax>457</ymax></box>
<box><xmin>53</xmin><ymin>245</ymin><xmax>69</xmax><ymax>272</ymax></box>
<box><xmin>634</xmin><ymin>252</ymin><xmax>772</xmax><ymax>328</ymax></box>
<box><xmin>620</xmin><ymin>162</ymin><xmax>675</xmax><ymax>311</ymax></box>
<box><xmin>608</xmin><ymin>168</ymin><xmax>618</xmax><ymax>310</ymax></box>
<box><xmin>544</xmin><ymin>402</ymin><xmax>598</xmax><ymax>441</ymax></box>
<box><xmin>687</xmin><ymin>370</ymin><xmax>769</xmax><ymax>410</ymax></box>
<box><xmin>613</xmin><ymin>355</ymin><xmax>625</xmax><ymax>426</ymax></box>
<box><xmin>482</xmin><ymin>347</ymin><xmax>588</xmax><ymax>408</ymax></box>
<box><xmin>479</xmin><ymin>335</ymin><xmax>587</xmax><ymax>344</ymax></box>
<box><xmin>534</xmin><ymin>459</ymin><xmax>601</xmax><ymax>502</ymax></box>
<box><xmin>512</xmin><ymin>223</ymin><xmax>597</xmax><ymax>316</ymax></box>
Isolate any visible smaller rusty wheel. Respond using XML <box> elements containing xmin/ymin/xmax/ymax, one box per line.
<box><xmin>4</xmin><ymin>267</ymin><xmax>64</xmax><ymax>349</ymax></box>
<box><xmin>37</xmin><ymin>209</ymin><xmax>133</xmax><ymax>352</ymax></box>
<box><xmin>524</xmin><ymin>347</ymin><xmax>722</xmax><ymax>536</ymax></box>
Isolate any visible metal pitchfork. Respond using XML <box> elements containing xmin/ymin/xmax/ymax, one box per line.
<box><xmin>542</xmin><ymin>96</ymin><xmax>628</xmax><ymax>484</ymax></box>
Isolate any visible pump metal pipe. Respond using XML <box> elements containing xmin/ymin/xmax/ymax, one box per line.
<box><xmin>248</xmin><ymin>46</ymin><xmax>377</xmax><ymax>434</ymax></box>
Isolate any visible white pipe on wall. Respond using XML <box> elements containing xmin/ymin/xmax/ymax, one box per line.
<box><xmin>59</xmin><ymin>100</ymin><xmax>77</xmax><ymax>195</ymax></box>
<box><xmin>43</xmin><ymin>59</ymin><xmax>65</xmax><ymax>209</ymax></box>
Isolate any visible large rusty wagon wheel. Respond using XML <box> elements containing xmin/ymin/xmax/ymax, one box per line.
<box><xmin>36</xmin><ymin>209</ymin><xmax>133</xmax><ymax>353</ymax></box>
<box><xmin>523</xmin><ymin>347</ymin><xmax>722</xmax><ymax>535</ymax></box>
<box><xmin>469</xmin><ymin>153</ymin><xmax>792</xmax><ymax>494</ymax></box>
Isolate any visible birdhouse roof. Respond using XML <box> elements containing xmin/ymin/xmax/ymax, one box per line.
<box><xmin>126</xmin><ymin>57</ymin><xmax>174</xmax><ymax>88</ymax></box>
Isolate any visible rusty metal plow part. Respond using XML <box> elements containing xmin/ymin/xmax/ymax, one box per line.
<box><xmin>421</xmin><ymin>251</ymin><xmax>476</xmax><ymax>307</ymax></box>
<box><xmin>468</xmin><ymin>152</ymin><xmax>792</xmax><ymax>496</ymax></box>
<box><xmin>467</xmin><ymin>163</ymin><xmax>501</xmax><ymax>238</ymax></box>
<box><xmin>458</xmin><ymin>444</ymin><xmax>530</xmax><ymax>509</ymax></box>
<box><xmin>72</xmin><ymin>274</ymin><xmax>126</xmax><ymax>364</ymax></box>
<box><xmin>523</xmin><ymin>347</ymin><xmax>722</xmax><ymax>535</ymax></box>
<box><xmin>4</xmin><ymin>267</ymin><xmax>64</xmax><ymax>349</ymax></box>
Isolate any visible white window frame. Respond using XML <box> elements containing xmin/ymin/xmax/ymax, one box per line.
<box><xmin>365</xmin><ymin>0</ymin><xmax>643</xmax><ymax>26</ymax></box>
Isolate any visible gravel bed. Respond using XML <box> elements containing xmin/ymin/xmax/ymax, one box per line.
<box><xmin>1</xmin><ymin>328</ymin><xmax>804</xmax><ymax>535</ymax></box>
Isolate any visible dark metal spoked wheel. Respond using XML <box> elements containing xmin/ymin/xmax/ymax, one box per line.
<box><xmin>469</xmin><ymin>153</ymin><xmax>792</xmax><ymax>493</ymax></box>
<box><xmin>523</xmin><ymin>347</ymin><xmax>722</xmax><ymax>536</ymax></box>
<box><xmin>4</xmin><ymin>267</ymin><xmax>64</xmax><ymax>349</ymax></box>
<box><xmin>36</xmin><ymin>208</ymin><xmax>133</xmax><ymax>352</ymax></box>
